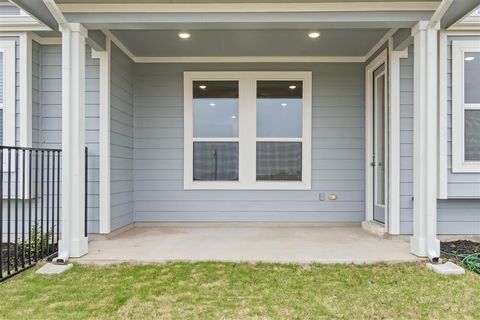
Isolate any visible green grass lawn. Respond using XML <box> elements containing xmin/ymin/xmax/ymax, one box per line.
<box><xmin>0</xmin><ymin>262</ymin><xmax>479</xmax><ymax>319</ymax></box>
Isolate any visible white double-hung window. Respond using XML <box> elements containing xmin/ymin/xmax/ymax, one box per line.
<box><xmin>0</xmin><ymin>40</ymin><xmax>16</xmax><ymax>147</ymax></box>
<box><xmin>184</xmin><ymin>71</ymin><xmax>312</xmax><ymax>190</ymax></box>
<box><xmin>452</xmin><ymin>40</ymin><xmax>480</xmax><ymax>172</ymax></box>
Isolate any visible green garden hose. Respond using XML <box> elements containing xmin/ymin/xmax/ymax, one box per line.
<box><xmin>442</xmin><ymin>252</ymin><xmax>480</xmax><ymax>275</ymax></box>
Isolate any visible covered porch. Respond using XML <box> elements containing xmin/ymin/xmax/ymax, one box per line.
<box><xmin>9</xmin><ymin>0</ymin><xmax>479</xmax><ymax>262</ymax></box>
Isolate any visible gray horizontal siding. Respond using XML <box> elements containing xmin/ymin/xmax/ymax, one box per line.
<box><xmin>446</xmin><ymin>35</ymin><xmax>480</xmax><ymax>199</ymax></box>
<box><xmin>134</xmin><ymin>63</ymin><xmax>365</xmax><ymax>222</ymax></box>
<box><xmin>400</xmin><ymin>45</ymin><xmax>414</xmax><ymax>235</ymax></box>
<box><xmin>36</xmin><ymin>44</ymin><xmax>101</xmax><ymax>233</ymax></box>
<box><xmin>110</xmin><ymin>43</ymin><xmax>135</xmax><ymax>231</ymax></box>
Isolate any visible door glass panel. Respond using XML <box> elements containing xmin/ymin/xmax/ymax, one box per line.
<box><xmin>464</xmin><ymin>52</ymin><xmax>480</xmax><ymax>104</ymax></box>
<box><xmin>256</xmin><ymin>81</ymin><xmax>303</xmax><ymax>138</ymax></box>
<box><xmin>375</xmin><ymin>73</ymin><xmax>385</xmax><ymax>206</ymax></box>
<box><xmin>465</xmin><ymin>110</ymin><xmax>480</xmax><ymax>161</ymax></box>
<box><xmin>193</xmin><ymin>81</ymin><xmax>239</xmax><ymax>137</ymax></box>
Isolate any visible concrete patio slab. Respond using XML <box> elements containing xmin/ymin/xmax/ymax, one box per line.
<box><xmin>75</xmin><ymin>223</ymin><xmax>422</xmax><ymax>265</ymax></box>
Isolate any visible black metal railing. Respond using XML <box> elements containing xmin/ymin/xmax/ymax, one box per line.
<box><xmin>0</xmin><ymin>146</ymin><xmax>62</xmax><ymax>282</ymax></box>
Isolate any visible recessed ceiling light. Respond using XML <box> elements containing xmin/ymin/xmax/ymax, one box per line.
<box><xmin>465</xmin><ymin>56</ymin><xmax>475</xmax><ymax>61</ymax></box>
<box><xmin>178</xmin><ymin>32</ymin><xmax>191</xmax><ymax>39</ymax></box>
<box><xmin>308</xmin><ymin>31</ymin><xmax>321</xmax><ymax>39</ymax></box>
<box><xmin>209</xmin><ymin>103</ymin><xmax>216</xmax><ymax>106</ymax></box>
<box><xmin>231</xmin><ymin>115</ymin><xmax>236</xmax><ymax>119</ymax></box>
<box><xmin>281</xmin><ymin>103</ymin><xmax>288</xmax><ymax>107</ymax></box>
<box><xmin>199</xmin><ymin>85</ymin><xmax>207</xmax><ymax>90</ymax></box>
<box><xmin>289</xmin><ymin>85</ymin><xmax>297</xmax><ymax>90</ymax></box>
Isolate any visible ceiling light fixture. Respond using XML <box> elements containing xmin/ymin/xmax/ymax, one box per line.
<box><xmin>308</xmin><ymin>31</ymin><xmax>321</xmax><ymax>39</ymax></box>
<box><xmin>465</xmin><ymin>56</ymin><xmax>475</xmax><ymax>61</ymax></box>
<box><xmin>209</xmin><ymin>103</ymin><xmax>216</xmax><ymax>106</ymax></box>
<box><xmin>289</xmin><ymin>85</ymin><xmax>297</xmax><ymax>90</ymax></box>
<box><xmin>281</xmin><ymin>103</ymin><xmax>288</xmax><ymax>107</ymax></box>
<box><xmin>178</xmin><ymin>32</ymin><xmax>191</xmax><ymax>39</ymax></box>
<box><xmin>199</xmin><ymin>85</ymin><xmax>207</xmax><ymax>90</ymax></box>
<box><xmin>231</xmin><ymin>115</ymin><xmax>237</xmax><ymax>119</ymax></box>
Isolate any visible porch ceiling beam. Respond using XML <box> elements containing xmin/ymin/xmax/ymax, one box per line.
<box><xmin>57</xmin><ymin>2</ymin><xmax>440</xmax><ymax>13</ymax></box>
<box><xmin>62</xmin><ymin>11</ymin><xmax>436</xmax><ymax>31</ymax></box>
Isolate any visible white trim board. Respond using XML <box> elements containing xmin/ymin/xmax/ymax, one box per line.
<box><xmin>58</xmin><ymin>2</ymin><xmax>440</xmax><ymax>13</ymax></box>
<box><xmin>388</xmin><ymin>39</ymin><xmax>409</xmax><ymax>235</ymax></box>
<box><xmin>19</xmin><ymin>33</ymin><xmax>32</xmax><ymax>147</ymax></box>
<box><xmin>91</xmin><ymin>39</ymin><xmax>111</xmax><ymax>234</ymax></box>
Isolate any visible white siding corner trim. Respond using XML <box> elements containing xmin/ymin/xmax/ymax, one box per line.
<box><xmin>183</xmin><ymin>71</ymin><xmax>312</xmax><ymax>190</ymax></box>
<box><xmin>0</xmin><ymin>40</ymin><xmax>16</xmax><ymax>147</ymax></box>
<box><xmin>451</xmin><ymin>39</ymin><xmax>480</xmax><ymax>173</ymax></box>
<box><xmin>92</xmin><ymin>39</ymin><xmax>111</xmax><ymax>234</ymax></box>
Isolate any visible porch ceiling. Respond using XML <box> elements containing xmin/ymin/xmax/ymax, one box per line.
<box><xmin>110</xmin><ymin>29</ymin><xmax>389</xmax><ymax>57</ymax></box>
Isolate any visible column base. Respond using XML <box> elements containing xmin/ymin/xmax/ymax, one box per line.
<box><xmin>410</xmin><ymin>236</ymin><xmax>427</xmax><ymax>257</ymax></box>
<box><xmin>58</xmin><ymin>236</ymin><xmax>89</xmax><ymax>258</ymax></box>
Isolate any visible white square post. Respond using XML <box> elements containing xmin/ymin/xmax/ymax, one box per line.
<box><xmin>410</xmin><ymin>21</ymin><xmax>440</xmax><ymax>259</ymax></box>
<box><xmin>58</xmin><ymin>23</ymin><xmax>88</xmax><ymax>258</ymax></box>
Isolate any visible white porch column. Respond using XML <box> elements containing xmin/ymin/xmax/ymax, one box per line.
<box><xmin>59</xmin><ymin>23</ymin><xmax>88</xmax><ymax>258</ymax></box>
<box><xmin>410</xmin><ymin>21</ymin><xmax>440</xmax><ymax>260</ymax></box>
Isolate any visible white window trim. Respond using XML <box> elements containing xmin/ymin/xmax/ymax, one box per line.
<box><xmin>0</xmin><ymin>40</ymin><xmax>16</xmax><ymax>147</ymax></box>
<box><xmin>452</xmin><ymin>40</ymin><xmax>480</xmax><ymax>173</ymax></box>
<box><xmin>184</xmin><ymin>71</ymin><xmax>312</xmax><ymax>190</ymax></box>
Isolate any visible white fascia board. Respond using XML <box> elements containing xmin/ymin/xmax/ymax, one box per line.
<box><xmin>364</xmin><ymin>28</ymin><xmax>399</xmax><ymax>62</ymax></box>
<box><xmin>58</xmin><ymin>2</ymin><xmax>440</xmax><ymax>13</ymax></box>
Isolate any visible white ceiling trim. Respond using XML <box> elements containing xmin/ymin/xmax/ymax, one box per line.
<box><xmin>364</xmin><ymin>28</ymin><xmax>399</xmax><ymax>61</ymax></box>
<box><xmin>135</xmin><ymin>56</ymin><xmax>366</xmax><ymax>63</ymax></box>
<box><xmin>58</xmin><ymin>2</ymin><xmax>439</xmax><ymax>13</ymax></box>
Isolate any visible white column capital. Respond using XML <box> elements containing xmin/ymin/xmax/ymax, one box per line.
<box><xmin>59</xmin><ymin>23</ymin><xmax>88</xmax><ymax>38</ymax></box>
<box><xmin>411</xmin><ymin>21</ymin><xmax>440</xmax><ymax>37</ymax></box>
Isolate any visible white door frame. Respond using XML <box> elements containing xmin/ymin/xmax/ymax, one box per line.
<box><xmin>365</xmin><ymin>49</ymin><xmax>388</xmax><ymax>228</ymax></box>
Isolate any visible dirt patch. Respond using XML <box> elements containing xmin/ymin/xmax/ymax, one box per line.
<box><xmin>441</xmin><ymin>240</ymin><xmax>480</xmax><ymax>255</ymax></box>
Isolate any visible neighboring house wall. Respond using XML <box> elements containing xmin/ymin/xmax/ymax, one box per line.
<box><xmin>0</xmin><ymin>36</ymin><xmax>20</xmax><ymax>146</ymax></box>
<box><xmin>110</xmin><ymin>43</ymin><xmax>135</xmax><ymax>231</ymax></box>
<box><xmin>400</xmin><ymin>45</ymin><xmax>414</xmax><ymax>235</ymax></box>
<box><xmin>133</xmin><ymin>63</ymin><xmax>365</xmax><ymax>222</ymax></box>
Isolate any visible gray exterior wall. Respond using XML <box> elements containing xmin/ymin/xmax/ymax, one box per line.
<box><xmin>110</xmin><ymin>43</ymin><xmax>135</xmax><ymax>230</ymax></box>
<box><xmin>133</xmin><ymin>63</ymin><xmax>365</xmax><ymax>222</ymax></box>
<box><xmin>34</xmin><ymin>43</ymin><xmax>101</xmax><ymax>233</ymax></box>
<box><xmin>400</xmin><ymin>45</ymin><xmax>414</xmax><ymax>235</ymax></box>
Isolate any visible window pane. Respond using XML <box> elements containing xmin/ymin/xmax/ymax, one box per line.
<box><xmin>256</xmin><ymin>142</ymin><xmax>302</xmax><ymax>181</ymax></box>
<box><xmin>465</xmin><ymin>110</ymin><xmax>480</xmax><ymax>161</ymax></box>
<box><xmin>256</xmin><ymin>81</ymin><xmax>303</xmax><ymax>138</ymax></box>
<box><xmin>193</xmin><ymin>142</ymin><xmax>239</xmax><ymax>181</ymax></box>
<box><xmin>464</xmin><ymin>52</ymin><xmax>480</xmax><ymax>104</ymax></box>
<box><xmin>193</xmin><ymin>81</ymin><xmax>239</xmax><ymax>137</ymax></box>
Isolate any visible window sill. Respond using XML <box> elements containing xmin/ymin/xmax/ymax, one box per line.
<box><xmin>184</xmin><ymin>181</ymin><xmax>311</xmax><ymax>190</ymax></box>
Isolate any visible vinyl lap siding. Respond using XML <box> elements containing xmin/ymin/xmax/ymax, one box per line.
<box><xmin>32</xmin><ymin>41</ymin><xmax>41</xmax><ymax>147</ymax></box>
<box><xmin>134</xmin><ymin>63</ymin><xmax>365</xmax><ymax>222</ymax></box>
<box><xmin>400</xmin><ymin>45</ymin><xmax>414</xmax><ymax>235</ymax></box>
<box><xmin>37</xmin><ymin>44</ymin><xmax>101</xmax><ymax>233</ymax></box>
<box><xmin>110</xmin><ymin>43</ymin><xmax>135</xmax><ymax>230</ymax></box>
